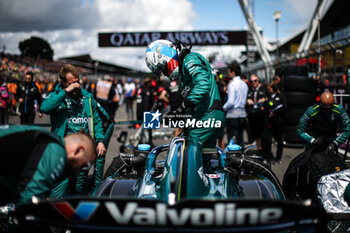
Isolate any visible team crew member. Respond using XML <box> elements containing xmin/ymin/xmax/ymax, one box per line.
<box><xmin>40</xmin><ymin>64</ymin><xmax>106</xmax><ymax>193</ymax></box>
<box><xmin>81</xmin><ymin>102</ymin><xmax>114</xmax><ymax>191</ymax></box>
<box><xmin>265</xmin><ymin>84</ymin><xmax>286</xmax><ymax>163</ymax></box>
<box><xmin>297</xmin><ymin>91</ymin><xmax>350</xmax><ymax>153</ymax></box>
<box><xmin>0</xmin><ymin>125</ymin><xmax>96</xmax><ymax>205</ymax></box>
<box><xmin>145</xmin><ymin>40</ymin><xmax>225</xmax><ymax>148</ymax></box>
<box><xmin>18</xmin><ymin>71</ymin><xmax>43</xmax><ymax>124</ymax></box>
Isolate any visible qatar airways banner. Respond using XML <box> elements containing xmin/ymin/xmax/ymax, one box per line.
<box><xmin>98</xmin><ymin>31</ymin><xmax>247</xmax><ymax>47</ymax></box>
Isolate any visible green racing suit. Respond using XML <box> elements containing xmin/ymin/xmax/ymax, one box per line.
<box><xmin>296</xmin><ymin>103</ymin><xmax>350</xmax><ymax>149</ymax></box>
<box><xmin>40</xmin><ymin>85</ymin><xmax>105</xmax><ymax>143</ymax></box>
<box><xmin>76</xmin><ymin>101</ymin><xmax>115</xmax><ymax>195</ymax></box>
<box><xmin>0</xmin><ymin>125</ymin><xmax>68</xmax><ymax>206</ymax></box>
<box><xmin>40</xmin><ymin>85</ymin><xmax>106</xmax><ymax>193</ymax></box>
<box><xmin>180</xmin><ymin>52</ymin><xmax>225</xmax><ymax>148</ymax></box>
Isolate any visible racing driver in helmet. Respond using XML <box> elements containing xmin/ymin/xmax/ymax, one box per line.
<box><xmin>145</xmin><ymin>39</ymin><xmax>225</xmax><ymax>148</ymax></box>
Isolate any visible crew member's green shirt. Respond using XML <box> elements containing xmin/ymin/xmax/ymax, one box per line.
<box><xmin>296</xmin><ymin>103</ymin><xmax>350</xmax><ymax>145</ymax></box>
<box><xmin>0</xmin><ymin>125</ymin><xmax>68</xmax><ymax>206</ymax></box>
<box><xmin>40</xmin><ymin>85</ymin><xmax>105</xmax><ymax>143</ymax></box>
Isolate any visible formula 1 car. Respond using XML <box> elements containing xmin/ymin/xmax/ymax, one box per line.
<box><xmin>16</xmin><ymin>137</ymin><xmax>324</xmax><ymax>232</ymax></box>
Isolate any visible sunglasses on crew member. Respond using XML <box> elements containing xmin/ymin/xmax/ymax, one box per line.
<box><xmin>251</xmin><ymin>79</ymin><xmax>259</xmax><ymax>83</ymax></box>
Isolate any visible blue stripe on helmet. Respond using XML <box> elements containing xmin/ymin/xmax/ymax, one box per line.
<box><xmin>150</xmin><ymin>44</ymin><xmax>177</xmax><ymax>60</ymax></box>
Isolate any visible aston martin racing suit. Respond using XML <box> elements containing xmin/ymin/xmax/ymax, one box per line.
<box><xmin>40</xmin><ymin>85</ymin><xmax>105</xmax><ymax>142</ymax></box>
<box><xmin>93</xmin><ymin>102</ymin><xmax>114</xmax><ymax>186</ymax></box>
<box><xmin>296</xmin><ymin>103</ymin><xmax>350</xmax><ymax>149</ymax></box>
<box><xmin>0</xmin><ymin>125</ymin><xmax>68</xmax><ymax>206</ymax></box>
<box><xmin>180</xmin><ymin>52</ymin><xmax>225</xmax><ymax>148</ymax></box>
<box><xmin>40</xmin><ymin>85</ymin><xmax>105</xmax><ymax>193</ymax></box>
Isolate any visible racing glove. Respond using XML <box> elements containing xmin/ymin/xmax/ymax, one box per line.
<box><xmin>164</xmin><ymin>98</ymin><xmax>195</xmax><ymax>119</ymax></box>
<box><xmin>311</xmin><ymin>137</ymin><xmax>325</xmax><ymax>147</ymax></box>
<box><xmin>325</xmin><ymin>141</ymin><xmax>338</xmax><ymax>156</ymax></box>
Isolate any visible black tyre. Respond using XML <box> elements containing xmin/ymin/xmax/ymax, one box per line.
<box><xmin>239</xmin><ymin>175</ymin><xmax>281</xmax><ymax>199</ymax></box>
<box><xmin>283</xmin><ymin>76</ymin><xmax>315</xmax><ymax>92</ymax></box>
<box><xmin>286</xmin><ymin>107</ymin><xmax>307</xmax><ymax>126</ymax></box>
<box><xmin>109</xmin><ymin>179</ymin><xmax>137</xmax><ymax>196</ymax></box>
<box><xmin>94</xmin><ymin>178</ymin><xmax>115</xmax><ymax>197</ymax></box>
<box><xmin>276</xmin><ymin>65</ymin><xmax>308</xmax><ymax>77</ymax></box>
<box><xmin>283</xmin><ymin>126</ymin><xmax>304</xmax><ymax>144</ymax></box>
<box><xmin>285</xmin><ymin>92</ymin><xmax>315</xmax><ymax>108</ymax></box>
<box><xmin>95</xmin><ymin>179</ymin><xmax>137</xmax><ymax>197</ymax></box>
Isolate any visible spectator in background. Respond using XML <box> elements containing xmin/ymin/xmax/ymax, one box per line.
<box><xmin>272</xmin><ymin>75</ymin><xmax>282</xmax><ymax>92</ymax></box>
<box><xmin>313</xmin><ymin>75</ymin><xmax>325</xmax><ymax>102</ymax></box>
<box><xmin>116</xmin><ymin>79</ymin><xmax>124</xmax><ymax>106</ymax></box>
<box><xmin>246</xmin><ymin>74</ymin><xmax>268</xmax><ymax>156</ymax></box>
<box><xmin>0</xmin><ymin>77</ymin><xmax>9</xmax><ymax>124</ymax></box>
<box><xmin>240</xmin><ymin>74</ymin><xmax>253</xmax><ymax>144</ymax></box>
<box><xmin>43</xmin><ymin>78</ymin><xmax>55</xmax><ymax>97</ymax></box>
<box><xmin>156</xmin><ymin>79</ymin><xmax>170</xmax><ymax>113</ymax></box>
<box><xmin>137</xmin><ymin>78</ymin><xmax>156</xmax><ymax>122</ymax></box>
<box><xmin>108</xmin><ymin>76</ymin><xmax>120</xmax><ymax>119</ymax></box>
<box><xmin>6</xmin><ymin>79</ymin><xmax>18</xmax><ymax>114</ymax></box>
<box><xmin>35</xmin><ymin>78</ymin><xmax>44</xmax><ymax>95</ymax></box>
<box><xmin>264</xmin><ymin>84</ymin><xmax>287</xmax><ymax>163</ymax></box>
<box><xmin>241</xmin><ymin>74</ymin><xmax>250</xmax><ymax>86</ymax></box>
<box><xmin>136</xmin><ymin>80</ymin><xmax>144</xmax><ymax>124</ymax></box>
<box><xmin>215</xmin><ymin>70</ymin><xmax>227</xmax><ymax>149</ymax></box>
<box><xmin>95</xmin><ymin>75</ymin><xmax>113</xmax><ymax>114</ymax></box>
<box><xmin>223</xmin><ymin>62</ymin><xmax>249</xmax><ymax>148</ymax></box>
<box><xmin>324</xmin><ymin>78</ymin><xmax>330</xmax><ymax>89</ymax></box>
<box><xmin>124</xmin><ymin>78</ymin><xmax>136</xmax><ymax>121</ymax></box>
<box><xmin>18</xmin><ymin>71</ymin><xmax>43</xmax><ymax>124</ymax></box>
<box><xmin>81</xmin><ymin>75</ymin><xmax>96</xmax><ymax>97</ymax></box>
<box><xmin>81</xmin><ymin>75</ymin><xmax>91</xmax><ymax>92</ymax></box>
<box><xmin>215</xmin><ymin>70</ymin><xmax>227</xmax><ymax>106</ymax></box>
<box><xmin>135</xmin><ymin>78</ymin><xmax>141</xmax><ymax>90</ymax></box>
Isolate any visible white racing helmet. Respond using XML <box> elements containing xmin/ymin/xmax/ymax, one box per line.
<box><xmin>145</xmin><ymin>39</ymin><xmax>179</xmax><ymax>80</ymax></box>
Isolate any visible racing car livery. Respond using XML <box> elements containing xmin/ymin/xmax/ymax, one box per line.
<box><xmin>18</xmin><ymin>137</ymin><xmax>322</xmax><ymax>232</ymax></box>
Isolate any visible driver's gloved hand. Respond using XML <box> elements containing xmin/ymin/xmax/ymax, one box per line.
<box><xmin>164</xmin><ymin>98</ymin><xmax>194</xmax><ymax>120</ymax></box>
<box><xmin>312</xmin><ymin>137</ymin><xmax>325</xmax><ymax>147</ymax></box>
<box><xmin>325</xmin><ymin>141</ymin><xmax>338</xmax><ymax>156</ymax></box>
